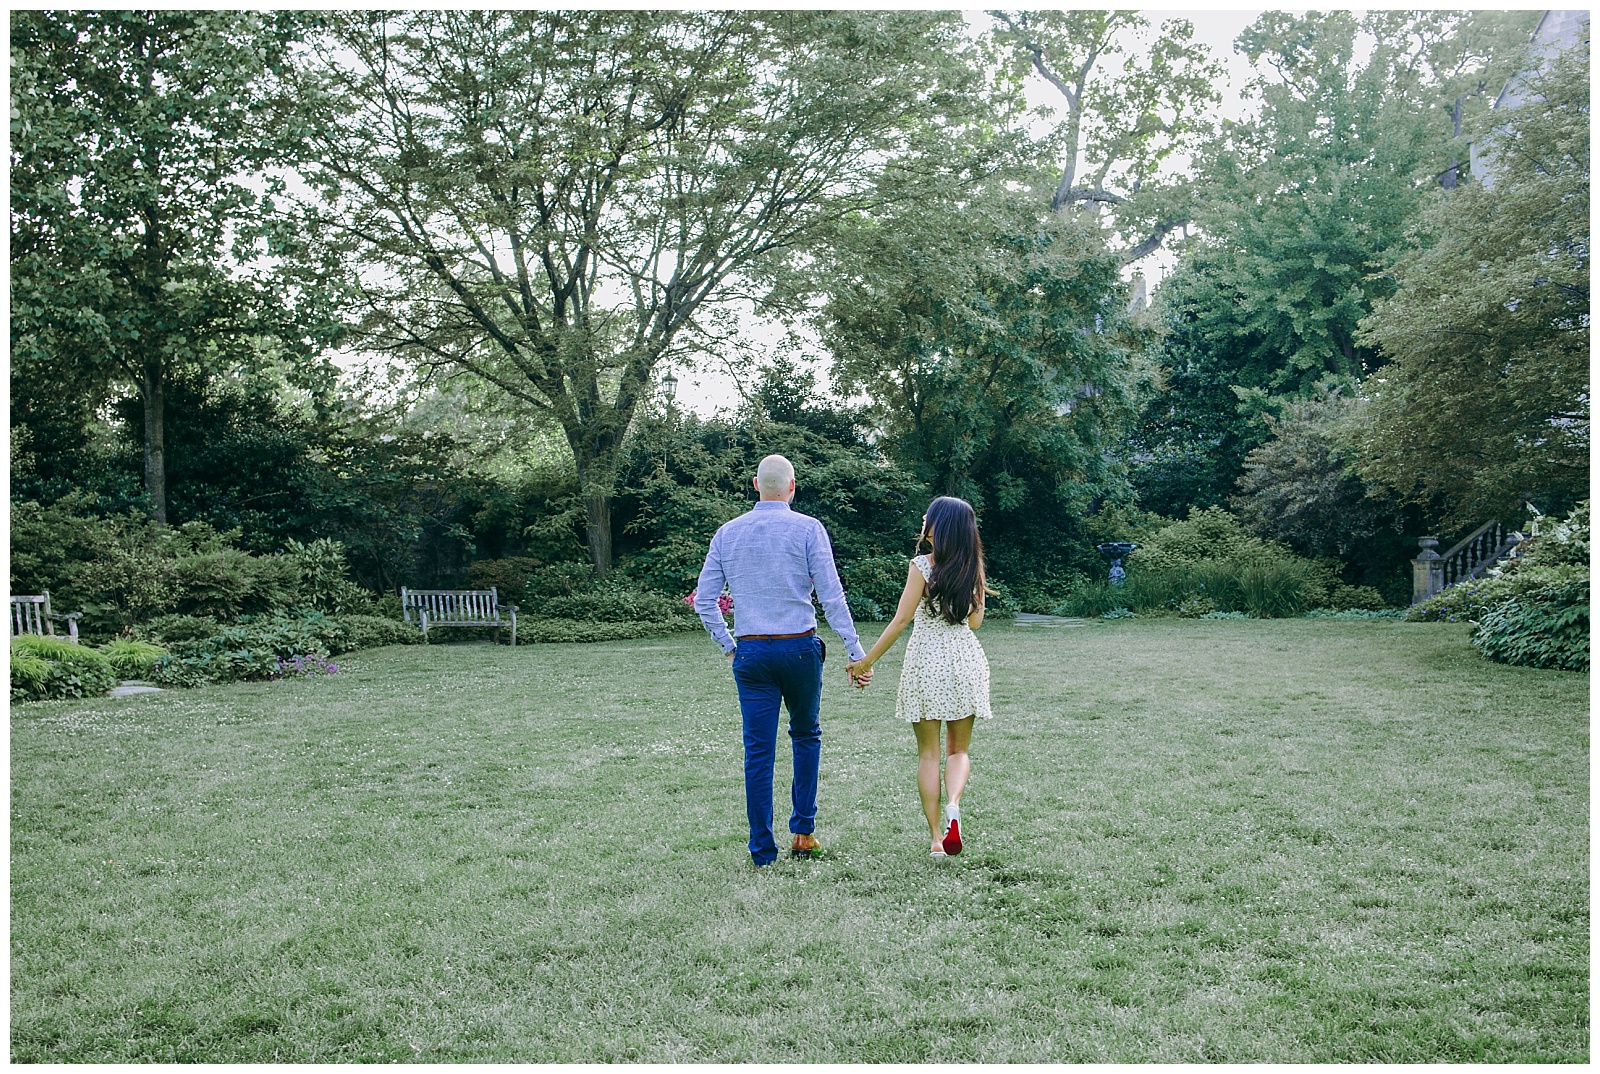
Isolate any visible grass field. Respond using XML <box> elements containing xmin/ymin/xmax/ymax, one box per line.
<box><xmin>10</xmin><ymin>618</ymin><xmax>1589</xmax><ymax>1061</ymax></box>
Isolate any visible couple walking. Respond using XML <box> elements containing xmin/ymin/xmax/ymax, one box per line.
<box><xmin>693</xmin><ymin>454</ymin><xmax>993</xmax><ymax>868</ymax></box>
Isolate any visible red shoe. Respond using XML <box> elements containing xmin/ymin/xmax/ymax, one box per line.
<box><xmin>941</xmin><ymin>806</ymin><xmax>962</xmax><ymax>856</ymax></box>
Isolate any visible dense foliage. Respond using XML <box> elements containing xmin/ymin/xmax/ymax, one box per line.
<box><xmin>1129</xmin><ymin>12</ymin><xmax>1541</xmax><ymax>519</ymax></box>
<box><xmin>1406</xmin><ymin>501</ymin><xmax>1589</xmax><ymax>672</ymax></box>
<box><xmin>10</xmin><ymin>635</ymin><xmax>119</xmax><ymax>703</ymax></box>
<box><xmin>1060</xmin><ymin>507</ymin><xmax>1384</xmax><ymax>619</ymax></box>
<box><xmin>143</xmin><ymin>610</ymin><xmax>421</xmax><ymax>688</ymax></box>
<box><xmin>9</xmin><ymin>11</ymin><xmax>1587</xmax><ymax>665</ymax></box>
<box><xmin>1357</xmin><ymin>47</ymin><xmax>1590</xmax><ymax>525</ymax></box>
<box><xmin>1472</xmin><ymin>580</ymin><xmax>1589</xmax><ymax>672</ymax></box>
<box><xmin>9</xmin><ymin>10</ymin><xmax>339</xmax><ymax>522</ymax></box>
<box><xmin>1230</xmin><ymin>393</ymin><xmax>1419</xmax><ymax>602</ymax></box>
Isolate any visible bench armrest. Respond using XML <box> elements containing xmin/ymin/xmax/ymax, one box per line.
<box><xmin>46</xmin><ymin>611</ymin><xmax>82</xmax><ymax>622</ymax></box>
<box><xmin>498</xmin><ymin>603</ymin><xmax>520</xmax><ymax>613</ymax></box>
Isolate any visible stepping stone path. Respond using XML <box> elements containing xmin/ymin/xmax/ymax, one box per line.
<box><xmin>1012</xmin><ymin>612</ymin><xmax>1087</xmax><ymax>627</ymax></box>
<box><xmin>110</xmin><ymin>680</ymin><xmax>164</xmax><ymax>697</ymax></box>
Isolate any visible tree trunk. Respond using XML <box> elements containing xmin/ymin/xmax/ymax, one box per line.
<box><xmin>570</xmin><ymin>435</ymin><xmax>624</xmax><ymax>580</ymax></box>
<box><xmin>141</xmin><ymin>359</ymin><xmax>167</xmax><ymax>523</ymax></box>
<box><xmin>1442</xmin><ymin>96</ymin><xmax>1463</xmax><ymax>189</ymax></box>
<box><xmin>583</xmin><ymin>491</ymin><xmax>612</xmax><ymax>579</ymax></box>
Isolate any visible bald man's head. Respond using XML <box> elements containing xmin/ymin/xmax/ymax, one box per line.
<box><xmin>755</xmin><ymin>454</ymin><xmax>795</xmax><ymax>500</ymax></box>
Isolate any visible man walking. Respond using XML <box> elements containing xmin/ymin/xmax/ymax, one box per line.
<box><xmin>694</xmin><ymin>454</ymin><xmax>872</xmax><ymax>868</ymax></box>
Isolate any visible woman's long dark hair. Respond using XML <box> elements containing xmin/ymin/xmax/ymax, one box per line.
<box><xmin>919</xmin><ymin>496</ymin><xmax>990</xmax><ymax>625</ymax></box>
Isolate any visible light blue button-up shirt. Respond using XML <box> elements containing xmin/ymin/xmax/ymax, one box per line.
<box><xmin>694</xmin><ymin>500</ymin><xmax>866</xmax><ymax>661</ymax></box>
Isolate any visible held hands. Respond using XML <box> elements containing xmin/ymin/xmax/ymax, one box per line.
<box><xmin>846</xmin><ymin>658</ymin><xmax>873</xmax><ymax>690</ymax></box>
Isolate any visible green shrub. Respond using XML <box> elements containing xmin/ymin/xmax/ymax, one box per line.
<box><xmin>134</xmin><ymin>614</ymin><xmax>224</xmax><ymax>643</ymax></box>
<box><xmin>1513</xmin><ymin>500</ymin><xmax>1590</xmax><ymax>570</ymax></box>
<box><xmin>171</xmin><ymin>547</ymin><xmax>301</xmax><ymax>619</ymax></box>
<box><xmin>1406</xmin><ymin>565</ymin><xmax>1588</xmax><ymax>623</ymax></box>
<box><xmin>285</xmin><ymin>538</ymin><xmax>374</xmax><ymax>613</ymax></box>
<box><xmin>147</xmin><ymin>610</ymin><xmax>419</xmax><ymax>687</ymax></box>
<box><xmin>519</xmin><ymin>618</ymin><xmax>701</xmax><ymax>643</ymax></box>
<box><xmin>540</xmin><ymin>587</ymin><xmax>695</xmax><ymax>624</ymax></box>
<box><xmin>153</xmin><ymin>614</ymin><xmax>331</xmax><ymax>684</ymax></box>
<box><xmin>466</xmin><ymin>557</ymin><xmax>544</xmax><ymax>603</ymax></box>
<box><xmin>1232</xmin><ymin>557</ymin><xmax>1329</xmax><ymax>618</ymax></box>
<box><xmin>1301</xmin><ymin>608</ymin><xmax>1405</xmax><ymax>620</ymax></box>
<box><xmin>841</xmin><ymin>595</ymin><xmax>885</xmax><ymax>621</ymax></box>
<box><xmin>1327</xmin><ymin>583</ymin><xmax>1388</xmax><ymax>611</ymax></box>
<box><xmin>982</xmin><ymin>582</ymin><xmax>1020</xmax><ymax>620</ymax></box>
<box><xmin>14</xmin><ymin>506</ymin><xmax>369</xmax><ymax>639</ymax></box>
<box><xmin>1057</xmin><ymin>584</ymin><xmax>1125</xmax><ymax>618</ymax></box>
<box><xmin>98</xmin><ymin>638</ymin><xmax>168</xmax><ymax>679</ymax></box>
<box><xmin>524</xmin><ymin>562</ymin><xmax>600</xmax><ymax>601</ymax></box>
<box><xmin>10</xmin><ymin>635</ymin><xmax>117</xmax><ymax>702</ymax></box>
<box><xmin>839</xmin><ymin>555</ymin><xmax>916</xmax><ymax>616</ymax></box>
<box><xmin>1004</xmin><ymin>569</ymin><xmax>1091</xmax><ymax>615</ymax></box>
<box><xmin>1127</xmin><ymin>506</ymin><xmax>1282</xmax><ymax>570</ymax></box>
<box><xmin>1073</xmin><ymin>507</ymin><xmax>1339</xmax><ymax>619</ymax></box>
<box><xmin>1061</xmin><ymin>555</ymin><xmax>1329</xmax><ymax>619</ymax></box>
<box><xmin>334</xmin><ymin>614</ymin><xmax>424</xmax><ymax>651</ymax></box>
<box><xmin>151</xmin><ymin>647</ymin><xmax>281</xmax><ymax>688</ymax></box>
<box><xmin>1473</xmin><ymin>579</ymin><xmax>1589</xmax><ymax>671</ymax></box>
<box><xmin>10</xmin><ymin>649</ymin><xmax>51</xmax><ymax>699</ymax></box>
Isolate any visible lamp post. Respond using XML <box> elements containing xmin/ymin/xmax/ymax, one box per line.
<box><xmin>660</xmin><ymin>371</ymin><xmax>678</xmax><ymax>471</ymax></box>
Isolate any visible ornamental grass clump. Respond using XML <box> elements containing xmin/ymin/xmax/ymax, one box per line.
<box><xmin>9</xmin><ymin>635</ymin><xmax>117</xmax><ymax>703</ymax></box>
<box><xmin>97</xmin><ymin>638</ymin><xmax>168</xmax><ymax>679</ymax></box>
<box><xmin>1062</xmin><ymin>553</ymin><xmax>1330</xmax><ymax>619</ymax></box>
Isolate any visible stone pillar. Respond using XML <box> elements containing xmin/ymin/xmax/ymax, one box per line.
<box><xmin>1411</xmin><ymin>537</ymin><xmax>1444</xmax><ymax>605</ymax></box>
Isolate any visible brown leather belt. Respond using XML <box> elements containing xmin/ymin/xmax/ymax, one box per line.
<box><xmin>736</xmin><ymin>628</ymin><xmax>816</xmax><ymax>641</ymax></box>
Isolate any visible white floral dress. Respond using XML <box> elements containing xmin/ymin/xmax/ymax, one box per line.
<box><xmin>896</xmin><ymin>555</ymin><xmax>992</xmax><ymax>723</ymax></box>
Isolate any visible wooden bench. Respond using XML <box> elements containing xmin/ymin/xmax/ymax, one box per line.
<box><xmin>10</xmin><ymin>592</ymin><xmax>81</xmax><ymax>643</ymax></box>
<box><xmin>400</xmin><ymin>587</ymin><xmax>519</xmax><ymax>646</ymax></box>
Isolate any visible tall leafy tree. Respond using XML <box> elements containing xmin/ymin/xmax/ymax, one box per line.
<box><xmin>10</xmin><ymin>10</ymin><xmax>320</xmax><ymax>522</ymax></box>
<box><xmin>819</xmin><ymin>160</ymin><xmax>1150</xmax><ymax>587</ymax></box>
<box><xmin>988</xmin><ymin>9</ymin><xmax>1222</xmax><ymax>261</ymax></box>
<box><xmin>1356</xmin><ymin>45</ymin><xmax>1590</xmax><ymax>525</ymax></box>
<box><xmin>1187</xmin><ymin>11</ymin><xmax>1535</xmax><ymax>390</ymax></box>
<box><xmin>291</xmin><ymin>10</ymin><xmax>987</xmax><ymax>576</ymax></box>
<box><xmin>1131</xmin><ymin>10</ymin><xmax>1536</xmax><ymax>516</ymax></box>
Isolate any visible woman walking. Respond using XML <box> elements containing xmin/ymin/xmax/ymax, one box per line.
<box><xmin>848</xmin><ymin>497</ymin><xmax>992</xmax><ymax>858</ymax></box>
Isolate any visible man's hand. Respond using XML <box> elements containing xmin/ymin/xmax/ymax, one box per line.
<box><xmin>728</xmin><ymin>650</ymin><xmax>736</xmax><ymax>665</ymax></box>
<box><xmin>846</xmin><ymin>658</ymin><xmax>872</xmax><ymax>690</ymax></box>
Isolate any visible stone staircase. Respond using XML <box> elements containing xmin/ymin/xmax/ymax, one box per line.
<box><xmin>1411</xmin><ymin>521</ymin><xmax>1523</xmax><ymax>604</ymax></box>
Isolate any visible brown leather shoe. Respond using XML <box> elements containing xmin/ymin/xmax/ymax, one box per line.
<box><xmin>791</xmin><ymin>833</ymin><xmax>819</xmax><ymax>858</ymax></box>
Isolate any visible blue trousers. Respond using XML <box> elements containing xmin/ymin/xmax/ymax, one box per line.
<box><xmin>731</xmin><ymin>634</ymin><xmax>824</xmax><ymax>866</ymax></box>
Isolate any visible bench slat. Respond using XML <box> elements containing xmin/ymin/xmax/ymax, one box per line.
<box><xmin>398</xmin><ymin>587</ymin><xmax>517</xmax><ymax>639</ymax></box>
<box><xmin>11</xmin><ymin>592</ymin><xmax>77</xmax><ymax>642</ymax></box>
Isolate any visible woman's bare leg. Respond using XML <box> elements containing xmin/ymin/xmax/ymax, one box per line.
<box><xmin>913</xmin><ymin>719</ymin><xmax>944</xmax><ymax>850</ymax></box>
<box><xmin>944</xmin><ymin>716</ymin><xmax>975</xmax><ymax>808</ymax></box>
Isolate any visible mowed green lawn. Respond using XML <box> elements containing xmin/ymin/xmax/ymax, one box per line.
<box><xmin>10</xmin><ymin>618</ymin><xmax>1589</xmax><ymax>1062</ymax></box>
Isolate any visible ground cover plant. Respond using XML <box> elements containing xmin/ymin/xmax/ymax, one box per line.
<box><xmin>10</xmin><ymin>635</ymin><xmax>120</xmax><ymax>702</ymax></box>
<box><xmin>10</xmin><ymin>619</ymin><xmax>1586</xmax><ymax>1061</ymax></box>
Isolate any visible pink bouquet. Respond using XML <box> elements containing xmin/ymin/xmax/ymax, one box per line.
<box><xmin>685</xmin><ymin>590</ymin><xmax>734</xmax><ymax>615</ymax></box>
